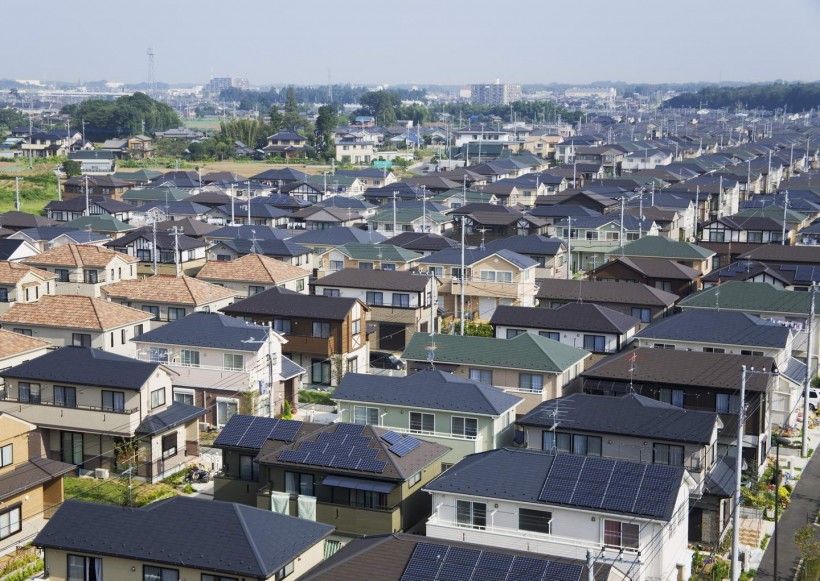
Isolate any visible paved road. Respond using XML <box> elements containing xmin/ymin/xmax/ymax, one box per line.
<box><xmin>754</xmin><ymin>448</ymin><xmax>820</xmax><ymax>580</ymax></box>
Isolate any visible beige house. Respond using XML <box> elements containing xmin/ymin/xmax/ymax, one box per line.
<box><xmin>0</xmin><ymin>295</ymin><xmax>153</xmax><ymax>357</ymax></box>
<box><xmin>0</xmin><ymin>347</ymin><xmax>206</xmax><ymax>482</ymax></box>
<box><xmin>335</xmin><ymin>139</ymin><xmax>375</xmax><ymax>164</ymax></box>
<box><xmin>0</xmin><ymin>414</ymin><xmax>74</xmax><ymax>556</ymax></box>
<box><xmin>22</xmin><ymin>244</ymin><xmax>139</xmax><ymax>298</ymax></box>
<box><xmin>101</xmin><ymin>275</ymin><xmax>236</xmax><ymax>325</ymax></box>
<box><xmin>197</xmin><ymin>253</ymin><xmax>311</xmax><ymax>298</ymax></box>
<box><xmin>0</xmin><ymin>261</ymin><xmax>57</xmax><ymax>315</ymax></box>
<box><xmin>0</xmin><ymin>330</ymin><xmax>51</xmax><ymax>392</ymax></box>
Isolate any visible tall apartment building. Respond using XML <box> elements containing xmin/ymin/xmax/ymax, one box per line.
<box><xmin>203</xmin><ymin>77</ymin><xmax>251</xmax><ymax>96</ymax></box>
<box><xmin>469</xmin><ymin>82</ymin><xmax>522</xmax><ymax>105</ymax></box>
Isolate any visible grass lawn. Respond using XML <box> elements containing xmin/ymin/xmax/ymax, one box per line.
<box><xmin>0</xmin><ymin>169</ymin><xmax>61</xmax><ymax>216</ymax></box>
<box><xmin>64</xmin><ymin>476</ymin><xmax>178</xmax><ymax>507</ymax></box>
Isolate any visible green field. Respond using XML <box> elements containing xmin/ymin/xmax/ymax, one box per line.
<box><xmin>0</xmin><ymin>171</ymin><xmax>59</xmax><ymax>216</ymax></box>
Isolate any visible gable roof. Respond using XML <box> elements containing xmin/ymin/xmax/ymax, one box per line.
<box><xmin>134</xmin><ymin>312</ymin><xmax>274</xmax><ymax>351</ymax></box>
<box><xmin>678</xmin><ymin>281</ymin><xmax>813</xmax><ymax>316</ymax></box>
<box><xmin>333</xmin><ymin>243</ymin><xmax>422</xmax><ymax>263</ymax></box>
<box><xmin>1</xmin><ymin>346</ymin><xmax>159</xmax><ymax>389</ymax></box>
<box><xmin>0</xmin><ymin>328</ymin><xmax>51</xmax><ymax>360</ymax></box>
<box><xmin>334</xmin><ymin>369</ymin><xmax>522</xmax><ymax>416</ymax></box>
<box><xmin>135</xmin><ymin>401</ymin><xmax>208</xmax><ymax>436</ymax></box>
<box><xmin>0</xmin><ymin>294</ymin><xmax>152</xmax><ymax>331</ymax></box>
<box><xmin>291</xmin><ymin>227</ymin><xmax>386</xmax><ymax>246</ymax></box>
<box><xmin>196</xmin><ymin>253</ymin><xmax>309</xmax><ymax>284</ymax></box>
<box><xmin>598</xmin><ymin>256</ymin><xmax>702</xmax><ymax>280</ymax></box>
<box><xmin>518</xmin><ymin>393</ymin><xmax>719</xmax><ymax>445</ymax></box>
<box><xmin>22</xmin><ymin>243</ymin><xmax>139</xmax><ymax>268</ymax></box>
<box><xmin>63</xmin><ymin>215</ymin><xmax>135</xmax><ymax>233</ymax></box>
<box><xmin>490</xmin><ymin>303</ymin><xmax>640</xmax><ymax>334</ymax></box>
<box><xmin>35</xmin><ymin>497</ymin><xmax>333</xmax><ymax>579</ymax></box>
<box><xmin>0</xmin><ymin>260</ymin><xmax>56</xmax><ymax>284</ymax></box>
<box><xmin>418</xmin><ymin>247</ymin><xmax>537</xmax><ymax>269</ymax></box>
<box><xmin>610</xmin><ymin>235</ymin><xmax>714</xmax><ymax>260</ymax></box>
<box><xmin>535</xmin><ymin>279</ymin><xmax>678</xmax><ymax>307</ymax></box>
<box><xmin>383</xmin><ymin>232</ymin><xmax>460</xmax><ymax>252</ymax></box>
<box><xmin>222</xmin><ymin>287</ymin><xmax>360</xmax><ymax>321</ymax></box>
<box><xmin>484</xmin><ymin>235</ymin><xmax>565</xmax><ymax>257</ymax></box>
<box><xmin>102</xmin><ymin>275</ymin><xmax>236</xmax><ymax>306</ymax></box>
<box><xmin>402</xmin><ymin>332</ymin><xmax>589</xmax><ymax>373</ymax></box>
<box><xmin>105</xmin><ymin>228</ymin><xmax>207</xmax><ymax>251</ymax></box>
<box><xmin>636</xmin><ymin>310</ymin><xmax>791</xmax><ymax>348</ymax></box>
<box><xmin>312</xmin><ymin>268</ymin><xmax>431</xmax><ymax>292</ymax></box>
<box><xmin>737</xmin><ymin>244</ymin><xmax>820</xmax><ymax>265</ymax></box>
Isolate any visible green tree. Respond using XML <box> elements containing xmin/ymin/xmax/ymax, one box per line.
<box><xmin>359</xmin><ymin>90</ymin><xmax>400</xmax><ymax>127</ymax></box>
<box><xmin>62</xmin><ymin>159</ymin><xmax>82</xmax><ymax>177</ymax></box>
<box><xmin>218</xmin><ymin>118</ymin><xmax>268</xmax><ymax>150</ymax></box>
<box><xmin>0</xmin><ymin>107</ymin><xmax>27</xmax><ymax>131</ymax></box>
<box><xmin>268</xmin><ymin>106</ymin><xmax>284</xmax><ymax>135</ymax></box>
<box><xmin>313</xmin><ymin>105</ymin><xmax>337</xmax><ymax>160</ymax></box>
<box><xmin>61</xmin><ymin>92</ymin><xmax>180</xmax><ymax>138</ymax></box>
<box><xmin>282</xmin><ymin>86</ymin><xmax>307</xmax><ymax>132</ymax></box>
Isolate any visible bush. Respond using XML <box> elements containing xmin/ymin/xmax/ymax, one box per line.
<box><xmin>299</xmin><ymin>390</ymin><xmax>334</xmax><ymax>405</ymax></box>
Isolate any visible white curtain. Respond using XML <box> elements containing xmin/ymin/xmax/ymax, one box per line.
<box><xmin>271</xmin><ymin>491</ymin><xmax>291</xmax><ymax>515</ymax></box>
<box><xmin>298</xmin><ymin>495</ymin><xmax>316</xmax><ymax>521</ymax></box>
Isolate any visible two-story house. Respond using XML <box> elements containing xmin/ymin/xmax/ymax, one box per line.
<box><xmin>367</xmin><ymin>207</ymin><xmax>452</xmax><ymax>236</ymax></box>
<box><xmin>424</xmin><ymin>448</ymin><xmax>694</xmax><ymax>581</ymax></box>
<box><xmin>333</xmin><ymin>369</ymin><xmax>522</xmax><ymax>467</ymax></box>
<box><xmin>401</xmin><ymin>333</ymin><xmax>590</xmax><ymax>414</ymax></box>
<box><xmin>555</xmin><ymin>215</ymin><xmax>659</xmax><ymax>274</ymax></box>
<box><xmin>206</xmin><ymin>236</ymin><xmax>313</xmax><ymax>268</ymax></box>
<box><xmin>36</xmin><ymin>496</ymin><xmax>333</xmax><ymax>581</ymax></box>
<box><xmin>104</xmin><ymin>227</ymin><xmax>208</xmax><ymax>277</ymax></box>
<box><xmin>44</xmin><ymin>197</ymin><xmax>134</xmax><ymax>224</ymax></box>
<box><xmin>0</xmin><ymin>295</ymin><xmax>153</xmax><ymax>357</ymax></box>
<box><xmin>222</xmin><ymin>287</ymin><xmax>369</xmax><ymax>387</ymax></box>
<box><xmin>311</xmin><ymin>269</ymin><xmax>436</xmax><ymax>352</ymax></box>
<box><xmin>133</xmin><ymin>312</ymin><xmax>304</xmax><ymax>422</ymax></box>
<box><xmin>8</xmin><ymin>226</ymin><xmax>109</xmax><ymax>252</ymax></box>
<box><xmin>262</xmin><ymin>131</ymin><xmax>308</xmax><ymax>159</ymax></box>
<box><xmin>196</xmin><ymin>253</ymin><xmax>311</xmax><ymax>298</ymax></box>
<box><xmin>383</xmin><ymin>231</ymin><xmax>461</xmax><ymax>257</ymax></box>
<box><xmin>449</xmin><ymin>204</ymin><xmax>550</xmax><ymax>246</ymax></box>
<box><xmin>0</xmin><ymin>347</ymin><xmax>206</xmax><ymax>481</ymax></box>
<box><xmin>291</xmin><ymin>227</ymin><xmax>386</xmax><ymax>271</ymax></box>
<box><xmin>609</xmin><ymin>235</ymin><xmax>716</xmax><ymax>276</ymax></box>
<box><xmin>0</xmin><ymin>261</ymin><xmax>56</xmax><ymax>315</ymax></box>
<box><xmin>590</xmin><ymin>256</ymin><xmax>702</xmax><ymax>297</ymax></box>
<box><xmin>0</xmin><ymin>329</ymin><xmax>51</xmax><ymax>381</ymax></box>
<box><xmin>0</xmin><ymin>414</ymin><xmax>74</xmax><ymax>555</ymax></box>
<box><xmin>417</xmin><ymin>247</ymin><xmax>538</xmax><ymax>322</ymax></box>
<box><xmin>701</xmin><ymin>216</ymin><xmax>789</xmax><ymax>245</ymax></box>
<box><xmin>314</xmin><ymin>243</ymin><xmax>423</xmax><ymax>278</ymax></box>
<box><xmin>484</xmin><ymin>235</ymin><xmax>568</xmax><ymax>280</ymax></box>
<box><xmin>101</xmin><ymin>274</ymin><xmax>236</xmax><ymax>324</ymax></box>
<box><xmin>335</xmin><ymin>138</ymin><xmax>375</xmax><ymax>164</ymax></box>
<box><xmin>21</xmin><ymin>244</ymin><xmax>139</xmax><ymax>298</ymax></box>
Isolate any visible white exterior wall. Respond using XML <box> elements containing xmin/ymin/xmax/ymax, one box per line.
<box><xmin>312</xmin><ymin>285</ymin><xmax>424</xmax><ymax>309</ymax></box>
<box><xmin>494</xmin><ymin>324</ymin><xmax>631</xmax><ymax>354</ymax></box>
<box><xmin>0</xmin><ymin>323</ymin><xmax>146</xmax><ymax>357</ymax></box>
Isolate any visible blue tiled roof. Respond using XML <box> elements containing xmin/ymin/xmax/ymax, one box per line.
<box><xmin>134</xmin><ymin>312</ymin><xmax>272</xmax><ymax>351</ymax></box>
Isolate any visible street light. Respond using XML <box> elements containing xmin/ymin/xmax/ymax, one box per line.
<box><xmin>773</xmin><ymin>434</ymin><xmax>791</xmax><ymax>581</ymax></box>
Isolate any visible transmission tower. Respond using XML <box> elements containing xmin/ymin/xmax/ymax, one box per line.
<box><xmin>147</xmin><ymin>47</ymin><xmax>156</xmax><ymax>98</ymax></box>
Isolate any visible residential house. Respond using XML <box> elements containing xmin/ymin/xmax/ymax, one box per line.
<box><xmin>367</xmin><ymin>207</ymin><xmax>452</xmax><ymax>236</ymax></box>
<box><xmin>484</xmin><ymin>235</ymin><xmax>568</xmax><ymax>280</ymax></box>
<box><xmin>0</xmin><ymin>261</ymin><xmax>56</xmax><ymax>315</ymax></box>
<box><xmin>291</xmin><ymin>227</ymin><xmax>387</xmax><ymax>271</ymax></box>
<box><xmin>701</xmin><ymin>216</ymin><xmax>790</xmax><ymax>245</ymax></box>
<box><xmin>121</xmin><ymin>186</ymin><xmax>191</xmax><ymax>205</ymax></box>
<box><xmin>36</xmin><ymin>496</ymin><xmax>333</xmax><ymax>581</ymax></box>
<box><xmin>104</xmin><ymin>227</ymin><xmax>208</xmax><ymax>276</ymax></box>
<box><xmin>335</xmin><ymin>168</ymin><xmax>398</xmax><ymax>188</ymax></box>
<box><xmin>736</xmin><ymin>244</ymin><xmax>820</xmax><ymax>267</ymax></box>
<box><xmin>20</xmin><ymin>130</ymin><xmax>80</xmax><ymax>158</ymax></box>
<box><xmin>490</xmin><ymin>303</ymin><xmax>640</xmax><ymax>358</ymax></box>
<box><xmin>133</xmin><ymin>312</ymin><xmax>304</xmax><ymax>422</ymax></box>
<box><xmin>429</xmin><ymin>188</ymin><xmax>497</xmax><ymax>209</ymax></box>
<box><xmin>206</xmin><ymin>199</ymin><xmax>292</xmax><ymax>228</ymax></box>
<box><xmin>589</xmin><ymin>256</ymin><xmax>702</xmax><ymax>297</ymax></box>
<box><xmin>44</xmin><ymin>197</ymin><xmax>134</xmax><ymax>224</ymax></box>
<box><xmin>0</xmin><ymin>211</ymin><xmax>58</xmax><ymax>233</ymax></box>
<box><xmin>312</xmin><ymin>269</ymin><xmax>437</xmax><ymax>351</ymax></box>
<box><xmin>383</xmin><ymin>231</ymin><xmax>460</xmax><ymax>257</ymax></box>
<box><xmin>335</xmin><ymin>138</ymin><xmax>375</xmax><ymax>164</ymax></box>
<box><xmin>221</xmin><ymin>288</ymin><xmax>369</xmax><ymax>386</ymax></box>
<box><xmin>22</xmin><ymin>244</ymin><xmax>139</xmax><ymax>298</ymax></box>
<box><xmin>621</xmin><ymin>148</ymin><xmax>674</xmax><ymax>171</ymax></box>
<box><xmin>315</xmin><ymin>243</ymin><xmax>422</xmax><ymax>278</ymax></box>
<box><xmin>333</xmin><ymin>369</ymin><xmax>522</xmax><ymax>467</ymax></box>
<box><xmin>0</xmin><ymin>347</ymin><xmax>206</xmax><ymax>481</ymax></box>
<box><xmin>8</xmin><ymin>227</ymin><xmax>109</xmax><ymax>251</ymax></box>
<box><xmin>609</xmin><ymin>235</ymin><xmax>716</xmax><ymax>275</ymax></box>
<box><xmin>556</xmin><ymin>215</ymin><xmax>659</xmax><ymax>274</ymax></box>
<box><xmin>424</xmin><ymin>447</ymin><xmax>693</xmax><ymax>581</ymax></box>
<box><xmin>0</xmin><ymin>295</ymin><xmax>153</xmax><ymax>357</ymax></box>
<box><xmin>130</xmin><ymin>201</ymin><xmax>211</xmax><ymax>225</ymax></box>
<box><xmin>417</xmin><ymin>247</ymin><xmax>538</xmax><ymax>321</ymax></box>
<box><xmin>62</xmin><ymin>175</ymin><xmax>131</xmax><ymax>199</ymax></box>
<box><xmin>0</xmin><ymin>239</ymin><xmax>39</xmax><ymax>262</ymax></box>
<box><xmin>289</xmin><ymin>206</ymin><xmax>363</xmax><ymax>231</ymax></box>
<box><xmin>249</xmin><ymin>167</ymin><xmax>309</xmax><ymax>189</ymax></box>
<box><xmin>207</xmin><ymin>237</ymin><xmax>313</xmax><ymax>268</ymax></box>
<box><xmin>197</xmin><ymin>253</ymin><xmax>311</xmax><ymax>297</ymax></box>
<box><xmin>0</xmin><ymin>329</ymin><xmax>51</xmax><ymax>384</ymax></box>
<box><xmin>701</xmin><ymin>260</ymin><xmax>820</xmax><ymax>290</ymax></box>
<box><xmin>262</xmin><ymin>131</ymin><xmax>309</xmax><ymax>159</ymax></box>
<box><xmin>449</xmin><ymin>204</ymin><xmax>550</xmax><ymax>246</ymax></box>
<box><xmin>402</xmin><ymin>333</ymin><xmax>590</xmax><ymax>414</ymax></box>
<box><xmin>66</xmin><ymin>150</ymin><xmax>116</xmax><ymax>174</ymax></box>
<box><xmin>58</xmin><ymin>214</ymin><xmax>136</xmax><ymax>238</ymax></box>
<box><xmin>0</xmin><ymin>414</ymin><xmax>74</xmax><ymax>556</ymax></box>
<box><xmin>583</xmin><ymin>349</ymin><xmax>777</xmax><ymax>472</ymax></box>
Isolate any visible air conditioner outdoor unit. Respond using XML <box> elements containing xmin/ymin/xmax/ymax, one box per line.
<box><xmin>95</xmin><ymin>468</ymin><xmax>109</xmax><ymax>479</ymax></box>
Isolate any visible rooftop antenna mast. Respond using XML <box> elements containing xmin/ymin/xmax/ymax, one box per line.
<box><xmin>147</xmin><ymin>47</ymin><xmax>156</xmax><ymax>99</ymax></box>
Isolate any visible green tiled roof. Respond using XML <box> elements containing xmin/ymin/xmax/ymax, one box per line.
<box><xmin>401</xmin><ymin>332</ymin><xmax>589</xmax><ymax>373</ymax></box>
<box><xmin>734</xmin><ymin>206</ymin><xmax>808</xmax><ymax>224</ymax></box>
<box><xmin>64</xmin><ymin>215</ymin><xmax>135</xmax><ymax>232</ymax></box>
<box><xmin>610</xmin><ymin>235</ymin><xmax>714</xmax><ymax>260</ymax></box>
<box><xmin>678</xmin><ymin>281</ymin><xmax>812</xmax><ymax>316</ymax></box>
<box><xmin>337</xmin><ymin>243</ymin><xmax>422</xmax><ymax>262</ymax></box>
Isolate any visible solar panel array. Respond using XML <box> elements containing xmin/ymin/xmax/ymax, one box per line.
<box><xmin>389</xmin><ymin>435</ymin><xmax>422</xmax><ymax>457</ymax></box>
<box><xmin>277</xmin><ymin>424</ymin><xmax>387</xmax><ymax>473</ymax></box>
<box><xmin>400</xmin><ymin>542</ymin><xmax>583</xmax><ymax>581</ymax></box>
<box><xmin>213</xmin><ymin>416</ymin><xmax>302</xmax><ymax>449</ymax></box>
<box><xmin>381</xmin><ymin>430</ymin><xmax>404</xmax><ymax>445</ymax></box>
<box><xmin>537</xmin><ymin>455</ymin><xmax>680</xmax><ymax>519</ymax></box>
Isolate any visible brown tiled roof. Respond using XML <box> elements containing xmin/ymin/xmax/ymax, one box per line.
<box><xmin>0</xmin><ymin>295</ymin><xmax>152</xmax><ymax>331</ymax></box>
<box><xmin>0</xmin><ymin>456</ymin><xmax>76</xmax><ymax>502</ymax></box>
<box><xmin>101</xmin><ymin>275</ymin><xmax>236</xmax><ymax>306</ymax></box>
<box><xmin>0</xmin><ymin>261</ymin><xmax>57</xmax><ymax>285</ymax></box>
<box><xmin>0</xmin><ymin>328</ymin><xmax>51</xmax><ymax>359</ymax></box>
<box><xmin>22</xmin><ymin>244</ymin><xmax>139</xmax><ymax>268</ymax></box>
<box><xmin>197</xmin><ymin>254</ymin><xmax>310</xmax><ymax>284</ymax></box>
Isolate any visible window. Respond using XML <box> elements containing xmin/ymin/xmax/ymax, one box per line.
<box><xmin>223</xmin><ymin>353</ymin><xmax>244</xmax><ymax>371</ymax></box>
<box><xmin>216</xmin><ymin>398</ymin><xmax>238</xmax><ymax>426</ymax></box>
<box><xmin>353</xmin><ymin>406</ymin><xmax>379</xmax><ymax>425</ymax></box>
<box><xmin>159</xmin><ymin>250</ymin><xmax>175</xmax><ymax>263</ymax></box>
<box><xmin>180</xmin><ymin>350</ymin><xmax>200</xmax><ymax>367</ymax></box>
<box><xmin>747</xmin><ymin>231</ymin><xmax>763</xmax><ymax>243</ymax></box>
<box><xmin>168</xmin><ymin>307</ymin><xmax>186</xmax><ymax>321</ymax></box>
<box><xmin>451</xmin><ymin>267</ymin><xmax>467</xmax><ymax>280</ymax></box>
<box><xmin>583</xmin><ymin>335</ymin><xmax>606</xmax><ymax>352</ymax></box>
<box><xmin>144</xmin><ymin>565</ymin><xmax>179</xmax><ymax>581</ymax></box>
<box><xmin>346</xmin><ymin>356</ymin><xmax>358</xmax><ymax>374</ymax></box>
<box><xmin>428</xmin><ymin>266</ymin><xmax>444</xmax><ymax>277</ymax></box>
<box><xmin>110</xmin><ymin>332</ymin><xmax>115</xmax><ymax>348</ymax></box>
<box><xmin>519</xmin><ymin>373</ymin><xmax>544</xmax><ymax>393</ymax></box>
<box><xmin>55</xmin><ymin>268</ymin><xmax>70</xmax><ymax>282</ymax></box>
<box><xmin>703</xmin><ymin>347</ymin><xmax>725</xmax><ymax>354</ymax></box>
<box><xmin>469</xmin><ymin>369</ymin><xmax>492</xmax><ymax>384</ymax></box>
<box><xmin>67</xmin><ymin>555</ymin><xmax>102</xmax><ymax>581</ymax></box>
<box><xmin>151</xmin><ymin>388</ymin><xmax>166</xmax><ymax>409</ymax></box>
<box><xmin>312</xmin><ymin>322</ymin><xmax>330</xmax><ymax>338</ymax></box>
<box><xmin>653</xmin><ymin>443</ymin><xmax>685</xmax><ymax>466</ymax></box>
<box><xmin>452</xmin><ymin>416</ymin><xmax>478</xmax><ymax>438</ymax></box>
<box><xmin>0</xmin><ymin>444</ymin><xmax>11</xmax><ymax>468</ymax></box>
<box><xmin>366</xmin><ymin>291</ymin><xmax>383</xmax><ymax>306</ymax></box>
<box><xmin>659</xmin><ymin>388</ymin><xmax>685</xmax><ymax>408</ymax></box>
<box><xmin>161</xmin><ymin>433</ymin><xmax>177</xmax><ymax>460</ymax></box>
<box><xmin>519</xmin><ymin>508</ymin><xmax>552</xmax><ymax>534</ymax></box>
<box><xmin>61</xmin><ymin>432</ymin><xmax>82</xmax><ymax>465</ymax></box>
<box><xmin>408</xmin><ymin>471</ymin><xmax>422</xmax><ymax>487</ymax></box>
<box><xmin>249</xmin><ymin>285</ymin><xmax>265</xmax><ymax>295</ymax></box>
<box><xmin>479</xmin><ymin>270</ymin><xmax>513</xmax><ymax>283</ymax></box>
<box><xmin>285</xmin><ymin>471</ymin><xmax>314</xmax><ymax>496</ymax></box>
<box><xmin>506</xmin><ymin>328</ymin><xmax>526</xmax><ymax>339</ymax></box>
<box><xmin>134</xmin><ymin>324</ymin><xmax>144</xmax><ymax>337</ymax></box>
<box><xmin>121</xmin><ymin>329</ymin><xmax>127</xmax><ymax>344</ymax></box>
<box><xmin>239</xmin><ymin>454</ymin><xmax>259</xmax><ymax>481</ymax></box>
<box><xmin>358</xmin><ymin>262</ymin><xmax>374</xmax><ymax>270</ymax></box>
<box><xmin>102</xmin><ymin>390</ymin><xmax>125</xmax><ymax>412</ymax></box>
<box><xmin>84</xmin><ymin>270</ymin><xmax>98</xmax><ymax>284</ymax></box>
<box><xmin>274</xmin><ymin>319</ymin><xmax>291</xmax><ymax>334</ymax></box>
<box><xmin>410</xmin><ymin>412</ymin><xmax>435</xmax><ymax>434</ymax></box>
<box><xmin>329</xmin><ymin>260</ymin><xmax>344</xmax><ymax>271</ymax></box>
<box><xmin>392</xmin><ymin>293</ymin><xmax>410</xmax><ymax>307</ymax></box>
<box><xmin>716</xmin><ymin>393</ymin><xmax>740</xmax><ymax>414</ymax></box>
<box><xmin>72</xmin><ymin>333</ymin><xmax>91</xmax><ymax>347</ymax></box>
<box><xmin>456</xmin><ymin>500</ymin><xmax>486</xmax><ymax>529</ymax></box>
<box><xmin>323</xmin><ymin>288</ymin><xmax>340</xmax><ymax>297</ymax></box>
<box><xmin>274</xmin><ymin>562</ymin><xmax>295</xmax><ymax>581</ymax></box>
<box><xmin>202</xmin><ymin>575</ymin><xmax>238</xmax><ymax>581</ymax></box>
<box><xmin>173</xmin><ymin>388</ymin><xmax>194</xmax><ymax>406</ymax></box>
<box><xmin>539</xmin><ymin>331</ymin><xmax>561</xmax><ymax>341</ymax></box>
<box><xmin>0</xmin><ymin>504</ymin><xmax>21</xmax><ymax>540</ymax></box>
<box><xmin>142</xmin><ymin>305</ymin><xmax>160</xmax><ymax>320</ymax></box>
<box><xmin>542</xmin><ymin>431</ymin><xmax>601</xmax><ymax>456</ymax></box>
<box><xmin>149</xmin><ymin>347</ymin><xmax>169</xmax><ymax>363</ymax></box>
<box><xmin>216</xmin><ymin>254</ymin><xmax>231</xmax><ymax>261</ymax></box>
<box><xmin>351</xmin><ymin>319</ymin><xmax>361</xmax><ymax>336</ymax></box>
<box><xmin>54</xmin><ymin>385</ymin><xmax>77</xmax><ymax>408</ymax></box>
<box><xmin>604</xmin><ymin>520</ymin><xmax>640</xmax><ymax>549</ymax></box>
<box><xmin>741</xmin><ymin>350</ymin><xmax>765</xmax><ymax>356</ymax></box>
<box><xmin>631</xmin><ymin>307</ymin><xmax>651</xmax><ymax>323</ymax></box>
<box><xmin>18</xmin><ymin>382</ymin><xmax>40</xmax><ymax>404</ymax></box>
<box><xmin>0</xmin><ymin>288</ymin><xmax>7</xmax><ymax>302</ymax></box>
<box><xmin>653</xmin><ymin>343</ymin><xmax>675</xmax><ymax>350</ymax></box>
<box><xmin>137</xmin><ymin>249</ymin><xmax>152</xmax><ymax>261</ymax></box>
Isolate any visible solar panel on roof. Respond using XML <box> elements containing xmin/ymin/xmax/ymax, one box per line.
<box><xmin>437</xmin><ymin>562</ymin><xmax>475</xmax><ymax>580</ymax></box>
<box><xmin>446</xmin><ymin>547</ymin><xmax>481</xmax><ymax>566</ymax></box>
<box><xmin>268</xmin><ymin>419</ymin><xmax>301</xmax><ymax>442</ymax></box>
<box><xmin>236</xmin><ymin>417</ymin><xmax>280</xmax><ymax>448</ymax></box>
<box><xmin>545</xmin><ymin>562</ymin><xmax>583</xmax><ymax>581</ymax></box>
<box><xmin>213</xmin><ymin>414</ymin><xmax>253</xmax><ymax>447</ymax></box>
<box><xmin>381</xmin><ymin>431</ymin><xmax>404</xmax><ymax>445</ymax></box>
<box><xmin>413</xmin><ymin>543</ymin><xmax>449</xmax><ymax>561</ymax></box>
<box><xmin>389</xmin><ymin>436</ymin><xmax>422</xmax><ymax>457</ymax></box>
<box><xmin>510</xmin><ymin>556</ymin><xmax>548</xmax><ymax>577</ymax></box>
<box><xmin>357</xmin><ymin>459</ymin><xmax>387</xmax><ymax>473</ymax></box>
<box><xmin>278</xmin><ymin>450</ymin><xmax>309</xmax><ymax>463</ymax></box>
<box><xmin>477</xmin><ymin>552</ymin><xmax>514</xmax><ymax>571</ymax></box>
<box><xmin>334</xmin><ymin>423</ymin><xmax>365</xmax><ymax>435</ymax></box>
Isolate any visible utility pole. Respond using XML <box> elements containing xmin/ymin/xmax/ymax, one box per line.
<box><xmin>460</xmin><ymin>216</ymin><xmax>465</xmax><ymax>336</ymax></box>
<box><xmin>566</xmin><ymin>216</ymin><xmax>572</xmax><ymax>280</ymax></box>
<box><xmin>781</xmin><ymin>190</ymin><xmax>788</xmax><ymax>245</ymax></box>
<box><xmin>242</xmin><ymin>323</ymin><xmax>277</xmax><ymax>417</ymax></box>
<box><xmin>170</xmin><ymin>226</ymin><xmax>183</xmax><ymax>277</ymax></box>
<box><xmin>151</xmin><ymin>220</ymin><xmax>158</xmax><ymax>275</ymax></box>
<box><xmin>14</xmin><ymin>177</ymin><xmax>22</xmax><ymax>211</ymax></box>
<box><xmin>731</xmin><ymin>366</ymin><xmax>748</xmax><ymax>581</ymax></box>
<box><xmin>803</xmin><ymin>284</ymin><xmax>816</xmax><ymax>457</ymax></box>
<box><xmin>421</xmin><ymin>186</ymin><xmax>427</xmax><ymax>233</ymax></box>
<box><xmin>55</xmin><ymin>168</ymin><xmax>61</xmax><ymax>201</ymax></box>
<box><xmin>83</xmin><ymin>175</ymin><xmax>90</xmax><ymax>217</ymax></box>
<box><xmin>392</xmin><ymin>192</ymin><xmax>397</xmax><ymax>234</ymax></box>
<box><xmin>230</xmin><ymin>185</ymin><xmax>235</xmax><ymax>226</ymax></box>
<box><xmin>619</xmin><ymin>197</ymin><xmax>625</xmax><ymax>253</ymax></box>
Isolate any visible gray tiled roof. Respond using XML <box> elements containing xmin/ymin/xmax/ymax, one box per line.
<box><xmin>35</xmin><ymin>497</ymin><xmax>333</xmax><ymax>578</ymax></box>
<box><xmin>292</xmin><ymin>227</ymin><xmax>386</xmax><ymax>246</ymax></box>
<box><xmin>333</xmin><ymin>369</ymin><xmax>522</xmax><ymax>416</ymax></box>
<box><xmin>418</xmin><ymin>247</ymin><xmax>537</xmax><ymax>269</ymax></box>
<box><xmin>535</xmin><ymin>279</ymin><xmax>678</xmax><ymax>307</ymax></box>
<box><xmin>484</xmin><ymin>234</ymin><xmax>565</xmax><ymax>257</ymax></box>
<box><xmin>490</xmin><ymin>303</ymin><xmax>640</xmax><ymax>334</ymax></box>
<box><xmin>312</xmin><ymin>268</ymin><xmax>431</xmax><ymax>292</ymax></box>
<box><xmin>221</xmin><ymin>287</ymin><xmax>360</xmax><ymax>321</ymax></box>
<box><xmin>635</xmin><ymin>310</ymin><xmax>791</xmax><ymax>348</ymax></box>
<box><xmin>134</xmin><ymin>312</ymin><xmax>273</xmax><ymax>351</ymax></box>
<box><xmin>135</xmin><ymin>402</ymin><xmax>207</xmax><ymax>436</ymax></box>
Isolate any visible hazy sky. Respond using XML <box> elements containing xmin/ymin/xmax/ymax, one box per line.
<box><xmin>5</xmin><ymin>0</ymin><xmax>819</xmax><ymax>87</ymax></box>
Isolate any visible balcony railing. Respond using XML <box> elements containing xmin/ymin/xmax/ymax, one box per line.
<box><xmin>0</xmin><ymin>394</ymin><xmax>138</xmax><ymax>414</ymax></box>
<box><xmin>390</xmin><ymin>426</ymin><xmax>479</xmax><ymax>441</ymax></box>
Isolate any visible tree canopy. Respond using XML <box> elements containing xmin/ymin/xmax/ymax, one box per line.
<box><xmin>0</xmin><ymin>106</ymin><xmax>27</xmax><ymax>131</ymax></box>
<box><xmin>662</xmin><ymin>82</ymin><xmax>820</xmax><ymax>112</ymax></box>
<box><xmin>61</xmin><ymin>93</ymin><xmax>181</xmax><ymax>139</ymax></box>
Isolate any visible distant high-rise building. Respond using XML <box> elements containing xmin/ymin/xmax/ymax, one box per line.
<box><xmin>469</xmin><ymin>82</ymin><xmax>521</xmax><ymax>105</ymax></box>
<box><xmin>203</xmin><ymin>77</ymin><xmax>251</xmax><ymax>96</ymax></box>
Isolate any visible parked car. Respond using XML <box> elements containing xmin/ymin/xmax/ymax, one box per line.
<box><xmin>804</xmin><ymin>388</ymin><xmax>819</xmax><ymax>411</ymax></box>
<box><xmin>369</xmin><ymin>351</ymin><xmax>404</xmax><ymax>370</ymax></box>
